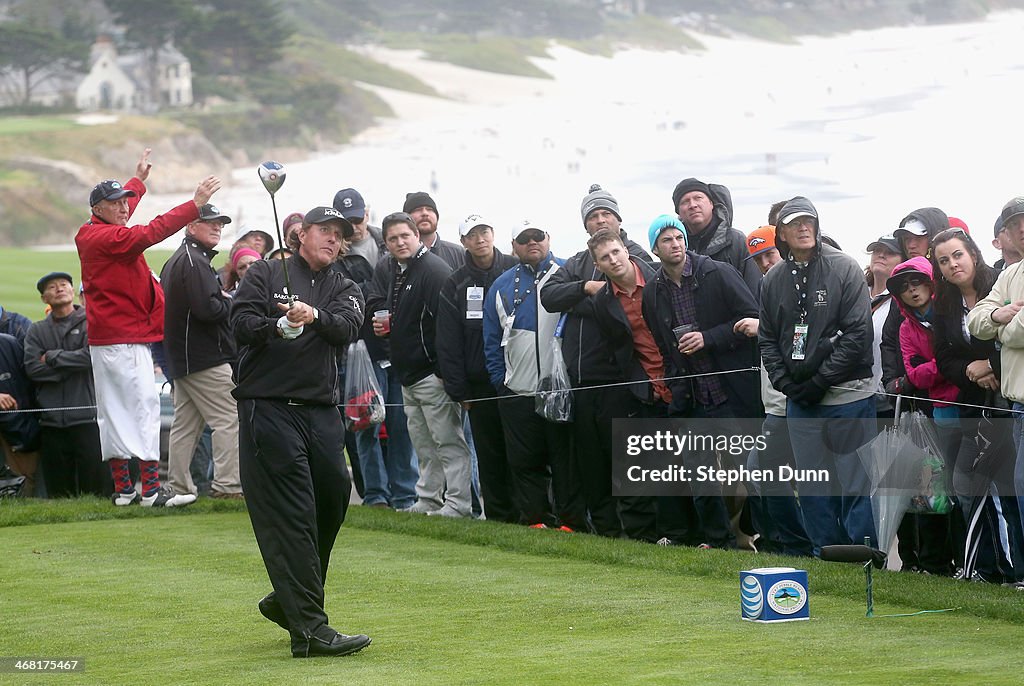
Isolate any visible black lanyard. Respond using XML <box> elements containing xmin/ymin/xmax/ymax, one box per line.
<box><xmin>788</xmin><ymin>257</ymin><xmax>810</xmax><ymax>324</ymax></box>
<box><xmin>510</xmin><ymin>264</ymin><xmax>547</xmax><ymax>316</ymax></box>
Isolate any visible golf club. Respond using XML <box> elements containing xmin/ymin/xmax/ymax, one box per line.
<box><xmin>258</xmin><ymin>161</ymin><xmax>294</xmax><ymax>304</ymax></box>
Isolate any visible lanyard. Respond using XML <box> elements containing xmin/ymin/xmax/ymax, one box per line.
<box><xmin>788</xmin><ymin>257</ymin><xmax>810</xmax><ymax>324</ymax></box>
<box><xmin>510</xmin><ymin>263</ymin><xmax>547</xmax><ymax>316</ymax></box>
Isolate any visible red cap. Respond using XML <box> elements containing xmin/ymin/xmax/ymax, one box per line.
<box><xmin>948</xmin><ymin>216</ymin><xmax>969</xmax><ymax>234</ymax></box>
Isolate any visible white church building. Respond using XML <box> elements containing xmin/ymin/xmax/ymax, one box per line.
<box><xmin>75</xmin><ymin>37</ymin><xmax>193</xmax><ymax>112</ymax></box>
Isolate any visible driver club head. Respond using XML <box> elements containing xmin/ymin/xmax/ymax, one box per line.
<box><xmin>258</xmin><ymin>161</ymin><xmax>286</xmax><ymax>196</ymax></box>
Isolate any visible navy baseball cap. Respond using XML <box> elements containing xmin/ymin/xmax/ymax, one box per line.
<box><xmin>332</xmin><ymin>188</ymin><xmax>366</xmax><ymax>221</ymax></box>
<box><xmin>89</xmin><ymin>179</ymin><xmax>136</xmax><ymax>207</ymax></box>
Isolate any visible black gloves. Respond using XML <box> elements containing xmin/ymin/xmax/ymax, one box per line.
<box><xmin>785</xmin><ymin>376</ymin><xmax>830</xmax><ymax>406</ymax></box>
<box><xmin>908</xmin><ymin>355</ymin><xmax>927</xmax><ymax>368</ymax></box>
<box><xmin>884</xmin><ymin>375</ymin><xmax>915</xmax><ymax>396</ymax></box>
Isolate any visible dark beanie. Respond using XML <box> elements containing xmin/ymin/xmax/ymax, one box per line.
<box><xmin>403</xmin><ymin>191</ymin><xmax>438</xmax><ymax>218</ymax></box>
<box><xmin>671</xmin><ymin>178</ymin><xmax>711</xmax><ymax>212</ymax></box>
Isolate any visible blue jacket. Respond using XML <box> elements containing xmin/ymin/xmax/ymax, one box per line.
<box><xmin>484</xmin><ymin>252</ymin><xmax>564</xmax><ymax>396</ymax></box>
<box><xmin>0</xmin><ymin>307</ymin><xmax>32</xmax><ymax>348</ymax></box>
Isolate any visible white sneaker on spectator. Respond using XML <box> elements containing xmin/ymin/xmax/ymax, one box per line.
<box><xmin>427</xmin><ymin>504</ymin><xmax>469</xmax><ymax>518</ymax></box>
<box><xmin>400</xmin><ymin>500</ymin><xmax>441</xmax><ymax>514</ymax></box>
<box><xmin>141</xmin><ymin>487</ymin><xmax>197</xmax><ymax>508</ymax></box>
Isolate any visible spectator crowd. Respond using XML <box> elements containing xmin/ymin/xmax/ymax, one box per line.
<box><xmin>4</xmin><ymin>150</ymin><xmax>1024</xmax><ymax>594</ymax></box>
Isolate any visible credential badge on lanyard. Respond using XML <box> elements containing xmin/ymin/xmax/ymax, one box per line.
<box><xmin>792</xmin><ymin>323</ymin><xmax>809</xmax><ymax>361</ymax></box>
<box><xmin>466</xmin><ymin>285</ymin><xmax>484</xmax><ymax>320</ymax></box>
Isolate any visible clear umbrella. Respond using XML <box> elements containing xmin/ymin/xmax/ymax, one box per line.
<box><xmin>855</xmin><ymin>396</ymin><xmax>934</xmax><ymax>556</ymax></box>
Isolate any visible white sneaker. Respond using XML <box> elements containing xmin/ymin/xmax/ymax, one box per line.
<box><xmin>427</xmin><ymin>504</ymin><xmax>469</xmax><ymax>518</ymax></box>
<box><xmin>111</xmin><ymin>490</ymin><xmax>140</xmax><ymax>506</ymax></box>
<box><xmin>399</xmin><ymin>500</ymin><xmax>441</xmax><ymax>514</ymax></box>
<box><xmin>141</xmin><ymin>487</ymin><xmax>197</xmax><ymax>508</ymax></box>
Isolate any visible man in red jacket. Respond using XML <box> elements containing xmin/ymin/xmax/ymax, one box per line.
<box><xmin>75</xmin><ymin>147</ymin><xmax>221</xmax><ymax>507</ymax></box>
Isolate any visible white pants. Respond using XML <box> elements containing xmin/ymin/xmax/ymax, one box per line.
<box><xmin>90</xmin><ymin>344</ymin><xmax>161</xmax><ymax>462</ymax></box>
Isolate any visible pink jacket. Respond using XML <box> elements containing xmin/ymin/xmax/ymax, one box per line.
<box><xmin>892</xmin><ymin>256</ymin><xmax>959</xmax><ymax>406</ymax></box>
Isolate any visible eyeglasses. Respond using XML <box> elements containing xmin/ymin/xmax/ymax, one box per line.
<box><xmin>783</xmin><ymin>217</ymin><xmax>815</xmax><ymax>230</ymax></box>
<box><xmin>896</xmin><ymin>277</ymin><xmax>929</xmax><ymax>294</ymax></box>
<box><xmin>515</xmin><ymin>230</ymin><xmax>546</xmax><ymax>245</ymax></box>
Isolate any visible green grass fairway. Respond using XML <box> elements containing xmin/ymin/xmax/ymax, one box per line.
<box><xmin>0</xmin><ymin>248</ymin><xmax>175</xmax><ymax>319</ymax></box>
<box><xmin>1</xmin><ymin>502</ymin><xmax>1023</xmax><ymax>684</ymax></box>
<box><xmin>0</xmin><ymin>116</ymin><xmax>82</xmax><ymax>136</ymax></box>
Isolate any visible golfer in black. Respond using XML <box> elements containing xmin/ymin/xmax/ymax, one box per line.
<box><xmin>231</xmin><ymin>206</ymin><xmax>370</xmax><ymax>658</ymax></box>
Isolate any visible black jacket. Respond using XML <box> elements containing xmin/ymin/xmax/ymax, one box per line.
<box><xmin>684</xmin><ymin>184</ymin><xmax>762</xmax><ymax>296</ymax></box>
<box><xmin>760</xmin><ymin>198</ymin><xmax>873</xmax><ymax>392</ymax></box>
<box><xmin>641</xmin><ymin>252</ymin><xmax>761</xmax><ymax>416</ymax></box>
<box><xmin>231</xmin><ymin>254</ymin><xmax>364</xmax><ymax>405</ymax></box>
<box><xmin>437</xmin><ymin>248</ymin><xmax>518</xmax><ymax>401</ymax></box>
<box><xmin>366</xmin><ymin>245</ymin><xmax>453</xmax><ymax>386</ymax></box>
<box><xmin>541</xmin><ymin>231</ymin><xmax>653</xmax><ymax>384</ymax></box>
<box><xmin>161</xmin><ymin>238</ymin><xmax>235</xmax><ymax>379</ymax></box>
<box><xmin>333</xmin><ymin>226</ymin><xmax>389</xmax><ymax>363</ymax></box>
<box><xmin>934</xmin><ymin>309</ymin><xmax>1000</xmax><ymax>414</ymax></box>
<box><xmin>589</xmin><ymin>257</ymin><xmax>662</xmax><ymax>403</ymax></box>
<box><xmin>22</xmin><ymin>306</ymin><xmax>95</xmax><ymax>427</ymax></box>
<box><xmin>428</xmin><ymin>236</ymin><xmax>465</xmax><ymax>271</ymax></box>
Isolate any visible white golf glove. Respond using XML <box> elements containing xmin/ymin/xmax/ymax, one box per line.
<box><xmin>277</xmin><ymin>315</ymin><xmax>304</xmax><ymax>340</ymax></box>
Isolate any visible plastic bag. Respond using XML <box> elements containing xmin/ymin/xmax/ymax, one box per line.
<box><xmin>342</xmin><ymin>340</ymin><xmax>386</xmax><ymax>432</ymax></box>
<box><xmin>536</xmin><ymin>333</ymin><xmax>573</xmax><ymax>423</ymax></box>
<box><xmin>901</xmin><ymin>409</ymin><xmax>953</xmax><ymax>515</ymax></box>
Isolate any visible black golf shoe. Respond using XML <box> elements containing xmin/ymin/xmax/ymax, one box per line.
<box><xmin>291</xmin><ymin>625</ymin><xmax>371</xmax><ymax>658</ymax></box>
<box><xmin>257</xmin><ymin>592</ymin><xmax>289</xmax><ymax>631</ymax></box>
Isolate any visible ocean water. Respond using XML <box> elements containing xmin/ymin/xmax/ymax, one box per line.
<box><xmin>142</xmin><ymin>11</ymin><xmax>1024</xmax><ymax>263</ymax></box>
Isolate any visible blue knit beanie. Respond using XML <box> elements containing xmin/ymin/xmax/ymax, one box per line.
<box><xmin>648</xmin><ymin>214</ymin><xmax>687</xmax><ymax>252</ymax></box>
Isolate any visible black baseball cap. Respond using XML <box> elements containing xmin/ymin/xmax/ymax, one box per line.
<box><xmin>36</xmin><ymin>271</ymin><xmax>73</xmax><ymax>293</ymax></box>
<box><xmin>89</xmin><ymin>179</ymin><xmax>136</xmax><ymax>207</ymax></box>
<box><xmin>304</xmin><ymin>206</ymin><xmax>354</xmax><ymax>239</ymax></box>
<box><xmin>865</xmin><ymin>235</ymin><xmax>900</xmax><ymax>254</ymax></box>
<box><xmin>196</xmin><ymin>204</ymin><xmax>231</xmax><ymax>224</ymax></box>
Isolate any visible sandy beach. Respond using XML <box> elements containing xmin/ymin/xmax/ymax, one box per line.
<box><xmin>133</xmin><ymin>11</ymin><xmax>1024</xmax><ymax>262</ymax></box>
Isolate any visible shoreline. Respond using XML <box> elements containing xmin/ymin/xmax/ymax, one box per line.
<box><xmin>43</xmin><ymin>10</ymin><xmax>1024</xmax><ymax>262</ymax></box>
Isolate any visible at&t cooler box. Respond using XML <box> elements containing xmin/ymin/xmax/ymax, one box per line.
<box><xmin>740</xmin><ymin>567</ymin><xmax>809</xmax><ymax>623</ymax></box>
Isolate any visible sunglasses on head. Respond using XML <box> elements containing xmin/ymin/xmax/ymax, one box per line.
<box><xmin>896</xmin><ymin>276</ymin><xmax>929</xmax><ymax>294</ymax></box>
<box><xmin>515</xmin><ymin>229</ymin><xmax>546</xmax><ymax>245</ymax></box>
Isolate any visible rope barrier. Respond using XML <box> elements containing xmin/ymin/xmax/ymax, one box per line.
<box><xmin>3</xmin><ymin>367</ymin><xmax>1022</xmax><ymax>415</ymax></box>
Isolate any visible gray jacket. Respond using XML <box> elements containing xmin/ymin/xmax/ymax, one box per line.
<box><xmin>23</xmin><ymin>306</ymin><xmax>96</xmax><ymax>427</ymax></box>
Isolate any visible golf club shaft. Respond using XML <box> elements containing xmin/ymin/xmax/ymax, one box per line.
<box><xmin>269</xmin><ymin>194</ymin><xmax>294</xmax><ymax>305</ymax></box>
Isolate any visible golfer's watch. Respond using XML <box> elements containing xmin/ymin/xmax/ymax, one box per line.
<box><xmin>312</xmin><ymin>308</ymin><xmax>319</xmax><ymax>322</ymax></box>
